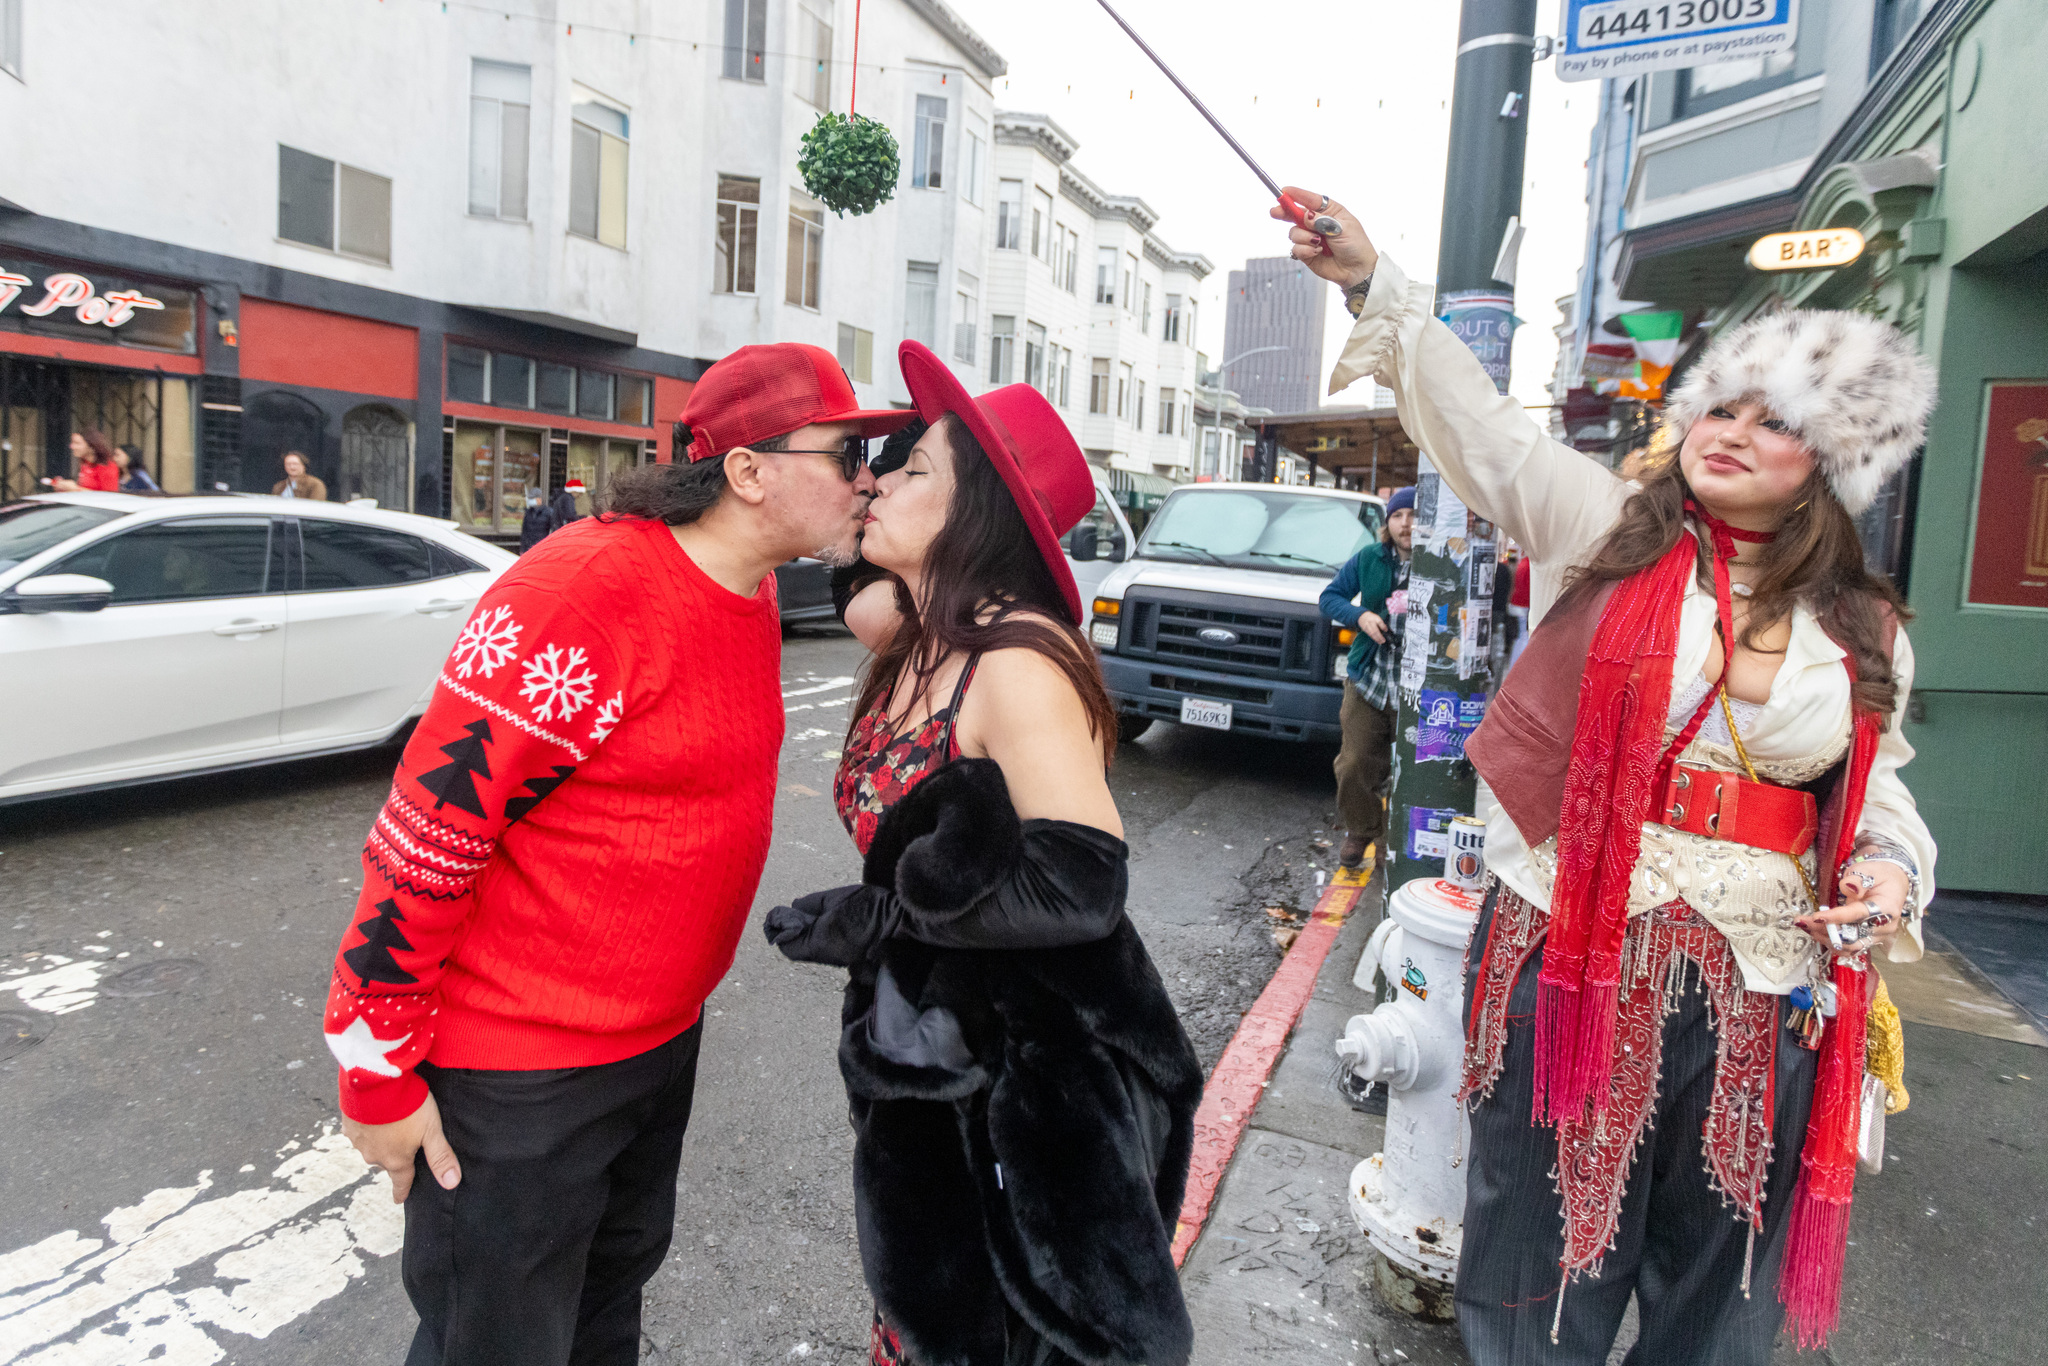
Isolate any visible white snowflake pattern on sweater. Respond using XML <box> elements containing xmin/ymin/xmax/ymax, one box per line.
<box><xmin>589</xmin><ymin>690</ymin><xmax>625</xmax><ymax>744</ymax></box>
<box><xmin>520</xmin><ymin>643</ymin><xmax>598</xmax><ymax>721</ymax></box>
<box><xmin>451</xmin><ymin>604</ymin><xmax>523</xmax><ymax>679</ymax></box>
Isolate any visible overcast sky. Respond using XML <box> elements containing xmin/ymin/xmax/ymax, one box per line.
<box><xmin>956</xmin><ymin>0</ymin><xmax>1601</xmax><ymax>414</ymax></box>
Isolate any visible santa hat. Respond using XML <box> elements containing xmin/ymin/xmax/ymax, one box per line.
<box><xmin>1662</xmin><ymin>309</ymin><xmax>1936</xmax><ymax>515</ymax></box>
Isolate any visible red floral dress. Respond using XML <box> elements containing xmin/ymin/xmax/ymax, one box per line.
<box><xmin>833</xmin><ymin>657</ymin><xmax>980</xmax><ymax>857</ymax></box>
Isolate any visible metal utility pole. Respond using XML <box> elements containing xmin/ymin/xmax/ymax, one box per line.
<box><xmin>1386</xmin><ymin>0</ymin><xmax>1535</xmax><ymax>890</ymax></box>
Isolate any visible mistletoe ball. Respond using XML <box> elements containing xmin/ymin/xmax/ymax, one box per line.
<box><xmin>799</xmin><ymin>113</ymin><xmax>901</xmax><ymax>217</ymax></box>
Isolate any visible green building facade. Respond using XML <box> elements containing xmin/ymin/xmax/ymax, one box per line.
<box><xmin>1711</xmin><ymin>0</ymin><xmax>2047</xmax><ymax>892</ymax></box>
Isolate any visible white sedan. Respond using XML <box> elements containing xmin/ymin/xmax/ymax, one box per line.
<box><xmin>0</xmin><ymin>492</ymin><xmax>515</xmax><ymax>805</ymax></box>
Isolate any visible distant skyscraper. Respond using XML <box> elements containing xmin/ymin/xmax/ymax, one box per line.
<box><xmin>1222</xmin><ymin>256</ymin><xmax>1326</xmax><ymax>414</ymax></box>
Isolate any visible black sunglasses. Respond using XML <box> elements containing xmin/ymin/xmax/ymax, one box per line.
<box><xmin>777</xmin><ymin>435</ymin><xmax>870</xmax><ymax>481</ymax></box>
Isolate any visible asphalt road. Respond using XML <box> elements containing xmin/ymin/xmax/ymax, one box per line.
<box><xmin>0</xmin><ymin>624</ymin><xmax>1346</xmax><ymax>1365</ymax></box>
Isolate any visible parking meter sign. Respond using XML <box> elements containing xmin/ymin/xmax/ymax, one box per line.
<box><xmin>1556</xmin><ymin>0</ymin><xmax>1799</xmax><ymax>82</ymax></box>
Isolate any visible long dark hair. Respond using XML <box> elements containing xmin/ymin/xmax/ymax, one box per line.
<box><xmin>1569</xmin><ymin>453</ymin><xmax>1908</xmax><ymax>720</ymax></box>
<box><xmin>601</xmin><ymin>434</ymin><xmax>792</xmax><ymax>524</ymax></box>
<box><xmin>77</xmin><ymin>429</ymin><xmax>117</xmax><ymax>466</ymax></box>
<box><xmin>851</xmin><ymin>414</ymin><xmax>1118</xmax><ymax>764</ymax></box>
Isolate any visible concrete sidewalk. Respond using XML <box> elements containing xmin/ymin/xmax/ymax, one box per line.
<box><xmin>1176</xmin><ymin>877</ymin><xmax>2048</xmax><ymax>1366</ymax></box>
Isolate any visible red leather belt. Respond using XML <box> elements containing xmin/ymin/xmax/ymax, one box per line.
<box><xmin>1658</xmin><ymin>763</ymin><xmax>1818</xmax><ymax>857</ymax></box>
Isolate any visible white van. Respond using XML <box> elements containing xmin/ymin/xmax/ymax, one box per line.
<box><xmin>1061</xmin><ymin>470</ymin><xmax>1137</xmax><ymax>605</ymax></box>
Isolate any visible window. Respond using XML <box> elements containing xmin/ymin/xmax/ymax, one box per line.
<box><xmin>1118</xmin><ymin>362</ymin><xmax>1132</xmax><ymax>419</ymax></box>
<box><xmin>1158</xmin><ymin>387</ymin><xmax>1176</xmax><ymax>435</ymax></box>
<box><xmin>800</xmin><ymin>6</ymin><xmax>833</xmax><ymax>109</ymax></box>
<box><xmin>1872</xmin><ymin>0</ymin><xmax>1934</xmax><ymax>72</ymax></box>
<box><xmin>491</xmin><ymin>352</ymin><xmax>534</xmax><ymax>408</ymax></box>
<box><xmin>913</xmin><ymin>96</ymin><xmax>947</xmax><ymax>189</ymax></box>
<box><xmin>469</xmin><ymin>60</ymin><xmax>531</xmax><ymax>219</ymax></box>
<box><xmin>578</xmin><ymin>368</ymin><xmax>615</xmax><ymax>420</ymax></box>
<box><xmin>963</xmin><ymin>119</ymin><xmax>986</xmax><ymax>205</ymax></box>
<box><xmin>570</xmin><ymin>97</ymin><xmax>629</xmax><ymax>249</ymax></box>
<box><xmin>996</xmin><ymin>179</ymin><xmax>1023</xmax><ymax>250</ymax></box>
<box><xmin>1163</xmin><ymin>293</ymin><xmax>1183</xmax><ymax>343</ymax></box>
<box><xmin>787</xmin><ymin>189</ymin><xmax>824</xmax><ymax>308</ymax></box>
<box><xmin>714</xmin><ymin>176</ymin><xmax>760</xmax><ymax>294</ymax></box>
<box><xmin>448</xmin><ymin>345</ymin><xmax>488</xmax><ymax>403</ymax></box>
<box><xmin>1180</xmin><ymin>399</ymin><xmax>1189</xmax><ymax>437</ymax></box>
<box><xmin>1142</xmin><ymin>283</ymin><xmax>1153</xmax><ymax>334</ymax></box>
<box><xmin>905</xmin><ymin>262</ymin><xmax>939</xmax><ymax>349</ymax></box>
<box><xmin>1135</xmin><ymin>380</ymin><xmax>1145</xmax><ymax>430</ymax></box>
<box><xmin>837</xmin><ymin>324</ymin><xmax>874</xmax><ymax>384</ymax></box>
<box><xmin>279</xmin><ymin>145</ymin><xmax>392</xmax><ymax>264</ymax></box>
<box><xmin>1031</xmin><ymin>188</ymin><xmax>1054</xmax><ymax>261</ymax></box>
<box><xmin>989</xmin><ymin>315</ymin><xmax>1016</xmax><ymax>385</ymax></box>
<box><xmin>537</xmin><ymin>362</ymin><xmax>575</xmax><ymax>414</ymax></box>
<box><xmin>298</xmin><ymin>520</ymin><xmax>435</xmax><ymax>591</ymax></box>
<box><xmin>723</xmin><ymin>0</ymin><xmax>766</xmax><ymax>81</ymax></box>
<box><xmin>1025</xmin><ymin>322</ymin><xmax>1047</xmax><ymax>391</ymax></box>
<box><xmin>1057</xmin><ymin>348</ymin><xmax>1073</xmax><ymax>407</ymax></box>
<box><xmin>1062</xmin><ymin>228</ymin><xmax>1079</xmax><ymax>292</ymax></box>
<box><xmin>1089</xmin><ymin>358</ymin><xmax>1110</xmax><ymax>414</ymax></box>
<box><xmin>616</xmin><ymin>375</ymin><xmax>651</xmax><ymax>425</ymax></box>
<box><xmin>1095</xmin><ymin>247</ymin><xmax>1117</xmax><ymax>304</ymax></box>
<box><xmin>1124</xmin><ymin>255</ymin><xmax>1137</xmax><ymax>314</ymax></box>
<box><xmin>55</xmin><ymin>518</ymin><xmax>273</xmax><ymax>604</ymax></box>
<box><xmin>1</xmin><ymin>0</ymin><xmax>19</xmax><ymax>79</ymax></box>
<box><xmin>954</xmin><ymin>272</ymin><xmax>979</xmax><ymax>362</ymax></box>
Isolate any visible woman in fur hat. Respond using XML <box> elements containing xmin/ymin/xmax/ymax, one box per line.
<box><xmin>764</xmin><ymin>341</ymin><xmax>1203</xmax><ymax>1366</ymax></box>
<box><xmin>1275</xmin><ymin>191</ymin><xmax>1936</xmax><ymax>1364</ymax></box>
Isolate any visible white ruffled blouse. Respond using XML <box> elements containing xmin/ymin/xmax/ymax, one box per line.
<box><xmin>1332</xmin><ymin>254</ymin><xmax>1935</xmax><ymax>993</ymax></box>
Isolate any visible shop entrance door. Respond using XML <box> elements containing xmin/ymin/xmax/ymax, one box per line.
<box><xmin>0</xmin><ymin>357</ymin><xmax>194</xmax><ymax>498</ymax></box>
<box><xmin>340</xmin><ymin>405</ymin><xmax>413</xmax><ymax>510</ymax></box>
<box><xmin>564</xmin><ymin>435</ymin><xmax>645</xmax><ymax>517</ymax></box>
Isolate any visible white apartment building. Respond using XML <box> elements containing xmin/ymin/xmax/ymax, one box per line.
<box><xmin>981</xmin><ymin>113</ymin><xmax>1212</xmax><ymax>484</ymax></box>
<box><xmin>0</xmin><ymin>0</ymin><xmax>1007</xmax><ymax>525</ymax></box>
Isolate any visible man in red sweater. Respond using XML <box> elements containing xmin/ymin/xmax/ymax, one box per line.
<box><xmin>325</xmin><ymin>345</ymin><xmax>914</xmax><ymax>1365</ymax></box>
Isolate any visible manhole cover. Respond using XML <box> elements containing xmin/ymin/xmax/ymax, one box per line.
<box><xmin>0</xmin><ymin>1010</ymin><xmax>53</xmax><ymax>1063</ymax></box>
<box><xmin>101</xmin><ymin>959</ymin><xmax>206</xmax><ymax>998</ymax></box>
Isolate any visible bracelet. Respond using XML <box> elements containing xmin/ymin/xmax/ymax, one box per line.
<box><xmin>1344</xmin><ymin>273</ymin><xmax>1376</xmax><ymax>319</ymax></box>
<box><xmin>1850</xmin><ymin>833</ymin><xmax>1921</xmax><ymax>926</ymax></box>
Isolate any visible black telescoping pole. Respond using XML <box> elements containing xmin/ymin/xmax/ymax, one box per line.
<box><xmin>1385</xmin><ymin>0</ymin><xmax>1536</xmax><ymax>892</ymax></box>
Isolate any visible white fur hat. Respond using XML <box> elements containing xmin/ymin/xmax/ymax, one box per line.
<box><xmin>1662</xmin><ymin>309</ymin><xmax>1937</xmax><ymax>515</ymax></box>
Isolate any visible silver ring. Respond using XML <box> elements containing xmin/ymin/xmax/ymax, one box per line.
<box><xmin>1320</xmin><ymin>194</ymin><xmax>1331</xmax><ymax>212</ymax></box>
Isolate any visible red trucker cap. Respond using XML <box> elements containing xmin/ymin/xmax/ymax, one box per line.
<box><xmin>678</xmin><ymin>343</ymin><xmax>916</xmax><ymax>462</ymax></box>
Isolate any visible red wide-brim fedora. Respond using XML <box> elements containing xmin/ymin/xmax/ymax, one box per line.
<box><xmin>897</xmin><ymin>341</ymin><xmax>1096</xmax><ymax>625</ymax></box>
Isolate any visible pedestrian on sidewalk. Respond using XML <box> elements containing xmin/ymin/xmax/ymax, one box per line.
<box><xmin>1320</xmin><ymin>483</ymin><xmax>1415</xmax><ymax>871</ymax></box>
<box><xmin>48</xmin><ymin>429</ymin><xmax>120</xmax><ymax>492</ymax></box>
<box><xmin>114</xmin><ymin>443</ymin><xmax>159</xmax><ymax>492</ymax></box>
<box><xmin>1280</xmin><ymin>190</ymin><xmax>1935</xmax><ymax>1364</ymax></box>
<box><xmin>765</xmin><ymin>340</ymin><xmax>1203</xmax><ymax>1366</ymax></box>
<box><xmin>273</xmin><ymin>450</ymin><xmax>327</xmax><ymax>501</ymax></box>
<box><xmin>323</xmin><ymin>343</ymin><xmax>914</xmax><ymax>1366</ymax></box>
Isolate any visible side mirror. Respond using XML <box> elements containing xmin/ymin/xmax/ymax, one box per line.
<box><xmin>1108</xmin><ymin>529</ymin><xmax>1129</xmax><ymax>562</ymax></box>
<box><xmin>1068</xmin><ymin>525</ymin><xmax>1101</xmax><ymax>562</ymax></box>
<box><xmin>8</xmin><ymin>573</ymin><xmax>115</xmax><ymax>614</ymax></box>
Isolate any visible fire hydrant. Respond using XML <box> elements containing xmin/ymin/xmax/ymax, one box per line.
<box><xmin>1334</xmin><ymin>878</ymin><xmax>1483</xmax><ymax>1318</ymax></box>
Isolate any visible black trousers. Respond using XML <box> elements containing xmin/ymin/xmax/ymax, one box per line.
<box><xmin>1455</xmin><ymin>900</ymin><xmax>1815</xmax><ymax>1366</ymax></box>
<box><xmin>402</xmin><ymin>1021</ymin><xmax>704</xmax><ymax>1366</ymax></box>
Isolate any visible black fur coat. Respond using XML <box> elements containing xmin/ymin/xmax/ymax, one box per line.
<box><xmin>776</xmin><ymin>759</ymin><xmax>1203</xmax><ymax>1366</ymax></box>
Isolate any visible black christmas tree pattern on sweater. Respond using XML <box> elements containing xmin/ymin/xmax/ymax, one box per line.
<box><xmin>327</xmin><ymin>590</ymin><xmax>618</xmax><ymax>1110</ymax></box>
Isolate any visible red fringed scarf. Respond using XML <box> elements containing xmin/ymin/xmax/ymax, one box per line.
<box><xmin>1537</xmin><ymin>505</ymin><xmax>1885</xmax><ymax>1349</ymax></box>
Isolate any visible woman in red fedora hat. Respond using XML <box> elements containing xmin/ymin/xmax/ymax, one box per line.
<box><xmin>763</xmin><ymin>342</ymin><xmax>1203</xmax><ymax>1366</ymax></box>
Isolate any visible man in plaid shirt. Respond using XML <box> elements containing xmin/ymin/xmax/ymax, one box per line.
<box><xmin>1319</xmin><ymin>486</ymin><xmax>1416</xmax><ymax>869</ymax></box>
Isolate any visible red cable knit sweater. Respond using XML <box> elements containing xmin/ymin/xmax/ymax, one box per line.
<box><xmin>323</xmin><ymin>517</ymin><xmax>783</xmax><ymax>1124</ymax></box>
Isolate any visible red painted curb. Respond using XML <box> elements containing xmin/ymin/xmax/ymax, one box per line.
<box><xmin>1171</xmin><ymin>874</ymin><xmax>1367</xmax><ymax>1266</ymax></box>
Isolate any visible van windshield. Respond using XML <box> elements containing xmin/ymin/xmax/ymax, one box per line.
<box><xmin>1136</xmin><ymin>489</ymin><xmax>1384</xmax><ymax>576</ymax></box>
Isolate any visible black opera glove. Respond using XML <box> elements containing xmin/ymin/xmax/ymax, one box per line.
<box><xmin>767</xmin><ymin>820</ymin><xmax>1129</xmax><ymax>968</ymax></box>
<box><xmin>764</xmin><ymin>885</ymin><xmax>901</xmax><ymax>967</ymax></box>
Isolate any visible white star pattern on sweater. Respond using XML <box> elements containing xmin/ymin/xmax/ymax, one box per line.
<box><xmin>520</xmin><ymin>643</ymin><xmax>598</xmax><ymax>721</ymax></box>
<box><xmin>325</xmin><ymin>1015</ymin><xmax>413</xmax><ymax>1077</ymax></box>
<box><xmin>451</xmin><ymin>604</ymin><xmax>522</xmax><ymax>679</ymax></box>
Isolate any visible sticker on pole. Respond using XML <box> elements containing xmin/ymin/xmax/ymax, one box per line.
<box><xmin>1555</xmin><ymin>0</ymin><xmax>1800</xmax><ymax>82</ymax></box>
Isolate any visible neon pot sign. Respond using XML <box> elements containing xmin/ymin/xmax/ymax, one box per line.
<box><xmin>0</xmin><ymin>271</ymin><xmax>167</xmax><ymax>328</ymax></box>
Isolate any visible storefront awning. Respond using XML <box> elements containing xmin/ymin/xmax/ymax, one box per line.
<box><xmin>1105</xmin><ymin>468</ymin><xmax>1179</xmax><ymax>510</ymax></box>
